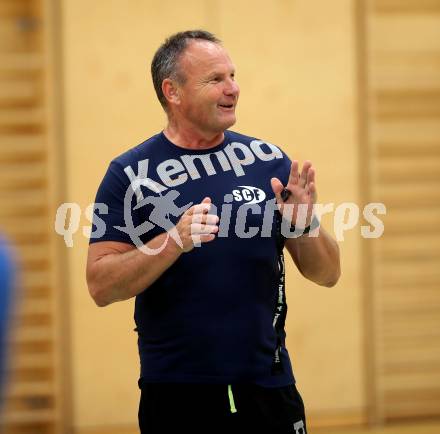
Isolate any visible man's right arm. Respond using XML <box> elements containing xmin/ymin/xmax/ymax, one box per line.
<box><xmin>86</xmin><ymin>197</ymin><xmax>218</xmax><ymax>307</ymax></box>
<box><xmin>86</xmin><ymin>234</ymin><xmax>181</xmax><ymax>307</ymax></box>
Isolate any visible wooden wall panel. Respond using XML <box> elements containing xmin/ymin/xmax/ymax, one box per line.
<box><xmin>0</xmin><ymin>0</ymin><xmax>63</xmax><ymax>432</ymax></box>
<box><xmin>364</xmin><ymin>0</ymin><xmax>440</xmax><ymax>422</ymax></box>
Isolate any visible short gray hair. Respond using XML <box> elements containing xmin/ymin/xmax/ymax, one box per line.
<box><xmin>151</xmin><ymin>30</ymin><xmax>221</xmax><ymax>109</ymax></box>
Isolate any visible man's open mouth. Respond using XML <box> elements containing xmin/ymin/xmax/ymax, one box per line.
<box><xmin>218</xmin><ymin>104</ymin><xmax>234</xmax><ymax>109</ymax></box>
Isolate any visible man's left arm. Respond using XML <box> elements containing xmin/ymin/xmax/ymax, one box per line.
<box><xmin>284</xmin><ymin>225</ymin><xmax>340</xmax><ymax>287</ymax></box>
<box><xmin>271</xmin><ymin>160</ymin><xmax>341</xmax><ymax>287</ymax></box>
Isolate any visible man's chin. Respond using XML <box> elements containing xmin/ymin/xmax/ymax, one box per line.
<box><xmin>204</xmin><ymin>114</ymin><xmax>237</xmax><ymax>134</ymax></box>
<box><xmin>219</xmin><ymin>114</ymin><xmax>237</xmax><ymax>130</ymax></box>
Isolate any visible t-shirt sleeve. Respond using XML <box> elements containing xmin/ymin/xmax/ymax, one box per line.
<box><xmin>89</xmin><ymin>161</ymin><xmax>140</xmax><ymax>245</ymax></box>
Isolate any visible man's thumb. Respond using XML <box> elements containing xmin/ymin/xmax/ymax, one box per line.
<box><xmin>270</xmin><ymin>178</ymin><xmax>283</xmax><ymax>195</ymax></box>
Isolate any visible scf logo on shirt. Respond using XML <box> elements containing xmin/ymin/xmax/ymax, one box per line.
<box><xmin>231</xmin><ymin>186</ymin><xmax>266</xmax><ymax>204</ymax></box>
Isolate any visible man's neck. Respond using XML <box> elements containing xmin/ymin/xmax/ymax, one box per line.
<box><xmin>163</xmin><ymin>120</ymin><xmax>225</xmax><ymax>150</ymax></box>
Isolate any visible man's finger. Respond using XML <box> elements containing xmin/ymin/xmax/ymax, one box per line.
<box><xmin>271</xmin><ymin>177</ymin><xmax>283</xmax><ymax>194</ymax></box>
<box><xmin>191</xmin><ymin>224</ymin><xmax>219</xmax><ymax>235</ymax></box>
<box><xmin>307</xmin><ymin>167</ymin><xmax>315</xmax><ymax>186</ymax></box>
<box><xmin>187</xmin><ymin>202</ymin><xmax>211</xmax><ymax>216</ymax></box>
<box><xmin>191</xmin><ymin>213</ymin><xmax>219</xmax><ymax>224</ymax></box>
<box><xmin>198</xmin><ymin>234</ymin><xmax>216</xmax><ymax>244</ymax></box>
<box><xmin>190</xmin><ymin>197</ymin><xmax>214</xmax><ymax>247</ymax></box>
<box><xmin>287</xmin><ymin>160</ymin><xmax>300</xmax><ymax>186</ymax></box>
<box><xmin>300</xmin><ymin>161</ymin><xmax>312</xmax><ymax>188</ymax></box>
<box><xmin>308</xmin><ymin>181</ymin><xmax>317</xmax><ymax>203</ymax></box>
<box><xmin>191</xmin><ymin>229</ymin><xmax>217</xmax><ymax>247</ymax></box>
<box><xmin>270</xmin><ymin>177</ymin><xmax>285</xmax><ymax>205</ymax></box>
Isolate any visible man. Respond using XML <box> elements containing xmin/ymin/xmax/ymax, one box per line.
<box><xmin>87</xmin><ymin>30</ymin><xmax>340</xmax><ymax>434</ymax></box>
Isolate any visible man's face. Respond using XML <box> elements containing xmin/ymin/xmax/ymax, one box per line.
<box><xmin>173</xmin><ymin>40</ymin><xmax>240</xmax><ymax>134</ymax></box>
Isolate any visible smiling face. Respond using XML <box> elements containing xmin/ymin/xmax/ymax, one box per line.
<box><xmin>170</xmin><ymin>40</ymin><xmax>240</xmax><ymax>136</ymax></box>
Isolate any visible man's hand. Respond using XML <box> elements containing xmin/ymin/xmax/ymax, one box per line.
<box><xmin>174</xmin><ymin>197</ymin><xmax>219</xmax><ymax>252</ymax></box>
<box><xmin>271</xmin><ymin>160</ymin><xmax>317</xmax><ymax>228</ymax></box>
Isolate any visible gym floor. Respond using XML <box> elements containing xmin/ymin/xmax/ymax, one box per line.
<box><xmin>80</xmin><ymin>420</ymin><xmax>440</xmax><ymax>434</ymax></box>
<box><xmin>318</xmin><ymin>420</ymin><xmax>440</xmax><ymax>434</ymax></box>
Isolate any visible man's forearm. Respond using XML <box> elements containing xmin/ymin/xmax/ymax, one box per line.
<box><xmin>285</xmin><ymin>226</ymin><xmax>340</xmax><ymax>287</ymax></box>
<box><xmin>87</xmin><ymin>233</ymin><xmax>182</xmax><ymax>307</ymax></box>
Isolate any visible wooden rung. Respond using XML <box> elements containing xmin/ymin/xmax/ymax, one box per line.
<box><xmin>382</xmin><ymin>282</ymin><xmax>440</xmax><ymax>293</ymax></box>
<box><xmin>383</xmin><ymin>388</ymin><xmax>440</xmax><ymax>403</ymax></box>
<box><xmin>382</xmin><ymin>372</ymin><xmax>440</xmax><ymax>390</ymax></box>
<box><xmin>381</xmin><ymin>246</ymin><xmax>440</xmax><ymax>261</ymax></box>
<box><xmin>378</xmin><ymin>158</ymin><xmax>440</xmax><ymax>183</ymax></box>
<box><xmin>0</xmin><ymin>108</ymin><xmax>44</xmax><ymax>126</ymax></box>
<box><xmin>381</xmin><ymin>317</ymin><xmax>440</xmax><ymax>333</ymax></box>
<box><xmin>7</xmin><ymin>380</ymin><xmax>53</xmax><ymax>398</ymax></box>
<box><xmin>0</xmin><ymin>189</ymin><xmax>47</xmax><ymax>214</ymax></box>
<box><xmin>373</xmin><ymin>78</ymin><xmax>440</xmax><ymax>93</ymax></box>
<box><xmin>382</xmin><ymin>230</ymin><xmax>440</xmax><ymax>240</ymax></box>
<box><xmin>373</xmin><ymin>117</ymin><xmax>440</xmax><ymax>139</ymax></box>
<box><xmin>371</xmin><ymin>16</ymin><xmax>440</xmax><ymax>54</ymax></box>
<box><xmin>382</xmin><ymin>346</ymin><xmax>440</xmax><ymax>364</ymax></box>
<box><xmin>21</xmin><ymin>278</ymin><xmax>51</xmax><ymax>297</ymax></box>
<box><xmin>22</xmin><ymin>269</ymin><xmax>51</xmax><ymax>286</ymax></box>
<box><xmin>383</xmin><ymin>209</ymin><xmax>440</xmax><ymax>228</ymax></box>
<box><xmin>0</xmin><ymin>53</ymin><xmax>42</xmax><ymax>72</ymax></box>
<box><xmin>0</xmin><ymin>159</ymin><xmax>46</xmax><ymax>172</ymax></box>
<box><xmin>12</xmin><ymin>326</ymin><xmax>53</xmax><ymax>344</ymax></box>
<box><xmin>382</xmin><ymin>360</ymin><xmax>440</xmax><ymax>376</ymax></box>
<box><xmin>381</xmin><ymin>288</ymin><xmax>440</xmax><ymax>312</ymax></box>
<box><xmin>383</xmin><ymin>401</ymin><xmax>440</xmax><ymax>419</ymax></box>
<box><xmin>378</xmin><ymin>142</ymin><xmax>440</xmax><ymax>159</ymax></box>
<box><xmin>378</xmin><ymin>260</ymin><xmax>440</xmax><ymax>280</ymax></box>
<box><xmin>0</xmin><ymin>0</ymin><xmax>33</xmax><ymax>16</ymax></box>
<box><xmin>382</xmin><ymin>301</ymin><xmax>440</xmax><ymax>316</ymax></box>
<box><xmin>372</xmin><ymin>53</ymin><xmax>440</xmax><ymax>90</ymax></box>
<box><xmin>380</xmin><ymin>233</ymin><xmax>440</xmax><ymax>245</ymax></box>
<box><xmin>381</xmin><ymin>321</ymin><xmax>440</xmax><ymax>339</ymax></box>
<box><xmin>11</xmin><ymin>353</ymin><xmax>53</xmax><ymax>370</ymax></box>
<box><xmin>0</xmin><ymin>81</ymin><xmax>38</xmax><ymax>102</ymax></box>
<box><xmin>17</xmin><ymin>243</ymin><xmax>49</xmax><ymax>265</ymax></box>
<box><xmin>376</xmin><ymin>266</ymin><xmax>440</xmax><ymax>286</ymax></box>
<box><xmin>378</xmin><ymin>183</ymin><xmax>440</xmax><ymax>197</ymax></box>
<box><xmin>374</xmin><ymin>0</ymin><xmax>440</xmax><ymax>14</ymax></box>
<box><xmin>0</xmin><ymin>217</ymin><xmax>48</xmax><ymax>235</ymax></box>
<box><xmin>18</xmin><ymin>299</ymin><xmax>52</xmax><ymax>316</ymax></box>
<box><xmin>0</xmin><ymin>409</ymin><xmax>55</xmax><ymax>424</ymax></box>
<box><xmin>0</xmin><ymin>135</ymin><xmax>46</xmax><ymax>156</ymax></box>
<box><xmin>378</xmin><ymin>183</ymin><xmax>440</xmax><ymax>207</ymax></box>
<box><xmin>0</xmin><ymin>162</ymin><xmax>46</xmax><ymax>188</ymax></box>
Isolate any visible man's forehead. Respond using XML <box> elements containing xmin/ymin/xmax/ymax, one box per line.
<box><xmin>180</xmin><ymin>40</ymin><xmax>234</xmax><ymax>71</ymax></box>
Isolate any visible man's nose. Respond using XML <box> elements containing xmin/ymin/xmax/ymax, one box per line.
<box><xmin>224</xmin><ymin>79</ymin><xmax>240</xmax><ymax>97</ymax></box>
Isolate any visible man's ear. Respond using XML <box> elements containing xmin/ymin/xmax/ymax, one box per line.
<box><xmin>162</xmin><ymin>78</ymin><xmax>180</xmax><ymax>105</ymax></box>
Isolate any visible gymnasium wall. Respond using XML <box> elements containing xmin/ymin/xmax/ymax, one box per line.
<box><xmin>4</xmin><ymin>0</ymin><xmax>439</xmax><ymax>432</ymax></box>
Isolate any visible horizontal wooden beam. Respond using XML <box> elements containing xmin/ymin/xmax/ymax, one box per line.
<box><xmin>0</xmin><ymin>54</ymin><xmax>42</xmax><ymax>74</ymax></box>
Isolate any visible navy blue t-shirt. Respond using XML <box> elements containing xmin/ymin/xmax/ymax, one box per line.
<box><xmin>90</xmin><ymin>130</ymin><xmax>296</xmax><ymax>387</ymax></box>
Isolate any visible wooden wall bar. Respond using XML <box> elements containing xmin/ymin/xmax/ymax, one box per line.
<box><xmin>0</xmin><ymin>0</ymin><xmax>63</xmax><ymax>432</ymax></box>
<box><xmin>365</xmin><ymin>0</ymin><xmax>440</xmax><ymax>422</ymax></box>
